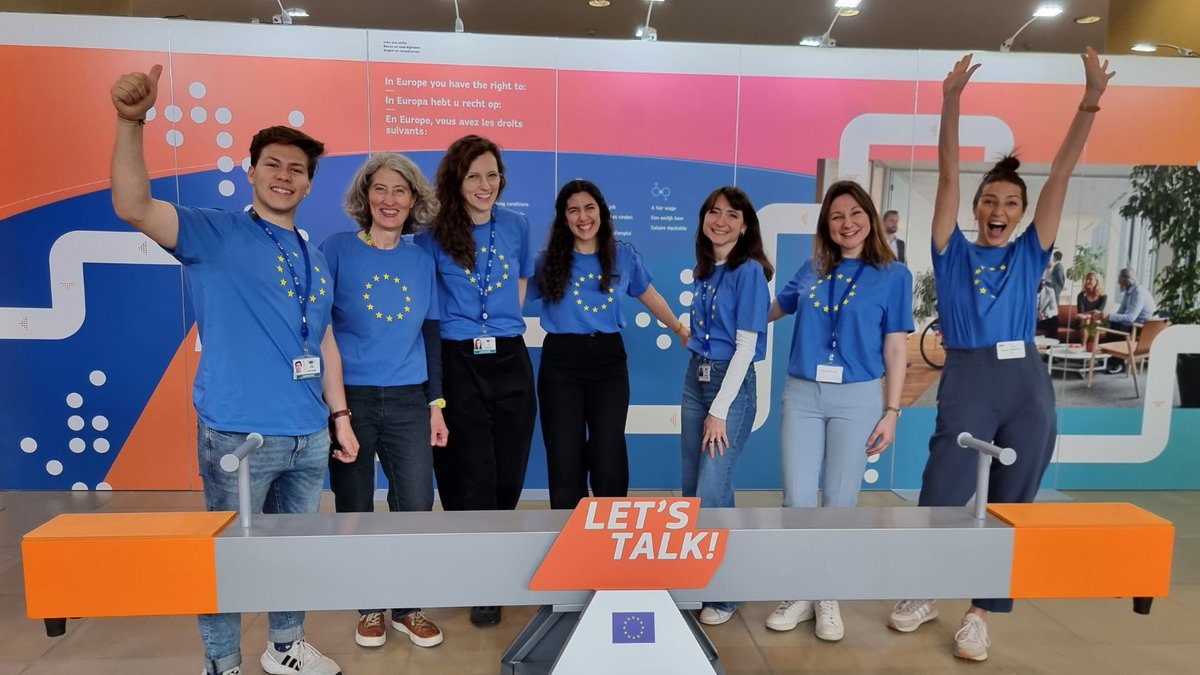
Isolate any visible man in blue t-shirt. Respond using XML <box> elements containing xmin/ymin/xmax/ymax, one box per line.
<box><xmin>111</xmin><ymin>65</ymin><xmax>357</xmax><ymax>675</ymax></box>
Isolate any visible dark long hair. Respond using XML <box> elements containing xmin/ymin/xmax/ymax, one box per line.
<box><xmin>812</xmin><ymin>180</ymin><xmax>895</xmax><ymax>276</ymax></box>
<box><xmin>972</xmin><ymin>154</ymin><xmax>1028</xmax><ymax>211</ymax></box>
<box><xmin>537</xmin><ymin>180</ymin><xmax>616</xmax><ymax>303</ymax></box>
<box><xmin>693</xmin><ymin>186</ymin><xmax>774</xmax><ymax>282</ymax></box>
<box><xmin>431</xmin><ymin>135</ymin><xmax>508</xmax><ymax>269</ymax></box>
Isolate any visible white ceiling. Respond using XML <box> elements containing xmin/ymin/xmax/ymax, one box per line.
<box><xmin>122</xmin><ymin>0</ymin><xmax>1114</xmax><ymax>53</ymax></box>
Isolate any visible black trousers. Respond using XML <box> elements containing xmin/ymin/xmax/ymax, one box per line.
<box><xmin>538</xmin><ymin>332</ymin><xmax>631</xmax><ymax>509</ymax></box>
<box><xmin>435</xmin><ymin>337</ymin><xmax>536</xmax><ymax>511</ymax></box>
<box><xmin>919</xmin><ymin>344</ymin><xmax>1057</xmax><ymax>613</ymax></box>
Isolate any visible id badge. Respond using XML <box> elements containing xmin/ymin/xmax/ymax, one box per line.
<box><xmin>995</xmin><ymin>340</ymin><xmax>1026</xmax><ymax>360</ymax></box>
<box><xmin>292</xmin><ymin>354</ymin><xmax>321</xmax><ymax>380</ymax></box>
<box><xmin>473</xmin><ymin>336</ymin><xmax>497</xmax><ymax>355</ymax></box>
<box><xmin>697</xmin><ymin>362</ymin><xmax>712</xmax><ymax>382</ymax></box>
<box><xmin>815</xmin><ymin>364</ymin><xmax>844</xmax><ymax>383</ymax></box>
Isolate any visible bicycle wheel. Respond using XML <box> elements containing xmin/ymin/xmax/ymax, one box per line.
<box><xmin>919</xmin><ymin>320</ymin><xmax>946</xmax><ymax>369</ymax></box>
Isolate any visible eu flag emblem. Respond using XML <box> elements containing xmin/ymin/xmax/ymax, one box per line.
<box><xmin>611</xmin><ymin>612</ymin><xmax>655</xmax><ymax>644</ymax></box>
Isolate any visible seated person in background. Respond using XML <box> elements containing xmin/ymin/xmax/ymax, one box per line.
<box><xmin>1099</xmin><ymin>267</ymin><xmax>1154</xmax><ymax>374</ymax></box>
<box><xmin>1075</xmin><ymin>270</ymin><xmax>1106</xmax><ymax>321</ymax></box>
<box><xmin>1036</xmin><ymin>278</ymin><xmax>1059</xmax><ymax>337</ymax></box>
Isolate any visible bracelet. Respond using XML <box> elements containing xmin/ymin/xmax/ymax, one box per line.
<box><xmin>329</xmin><ymin>409</ymin><xmax>352</xmax><ymax>421</ymax></box>
<box><xmin>1078</xmin><ymin>104</ymin><xmax>1100</xmax><ymax>113</ymax></box>
<box><xmin>884</xmin><ymin>406</ymin><xmax>902</xmax><ymax>417</ymax></box>
<box><xmin>674</xmin><ymin>321</ymin><xmax>686</xmax><ymax>334</ymax></box>
<box><xmin>117</xmin><ymin>113</ymin><xmax>146</xmax><ymax>125</ymax></box>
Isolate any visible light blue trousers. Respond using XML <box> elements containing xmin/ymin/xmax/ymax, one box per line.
<box><xmin>779</xmin><ymin>376</ymin><xmax>883</xmax><ymax>508</ymax></box>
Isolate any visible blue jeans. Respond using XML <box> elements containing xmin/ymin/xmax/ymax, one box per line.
<box><xmin>780</xmin><ymin>376</ymin><xmax>882</xmax><ymax>508</ymax></box>
<box><xmin>331</xmin><ymin>384</ymin><xmax>433</xmax><ymax>618</ymax></box>
<box><xmin>196</xmin><ymin>420</ymin><xmax>329</xmax><ymax>674</ymax></box>
<box><xmin>680</xmin><ymin>354</ymin><xmax>757</xmax><ymax>615</ymax></box>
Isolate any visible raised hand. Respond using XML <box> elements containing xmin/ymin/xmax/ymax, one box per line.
<box><xmin>1081</xmin><ymin>47</ymin><xmax>1116</xmax><ymax>98</ymax></box>
<box><xmin>110</xmin><ymin>64</ymin><xmax>163</xmax><ymax>122</ymax></box>
<box><xmin>943</xmin><ymin>53</ymin><xmax>981</xmax><ymax>98</ymax></box>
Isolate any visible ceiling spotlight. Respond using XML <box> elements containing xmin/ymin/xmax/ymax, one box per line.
<box><xmin>637</xmin><ymin>0</ymin><xmax>664</xmax><ymax>42</ymax></box>
<box><xmin>1131</xmin><ymin>43</ymin><xmax>1197</xmax><ymax>57</ymax></box>
<box><xmin>1001</xmin><ymin>3</ymin><xmax>1063</xmax><ymax>52</ymax></box>
<box><xmin>802</xmin><ymin>0</ymin><xmax>862</xmax><ymax>49</ymax></box>
<box><xmin>1074</xmin><ymin>15</ymin><xmax>1102</xmax><ymax>24</ymax></box>
<box><xmin>452</xmin><ymin>0</ymin><xmax>464</xmax><ymax>32</ymax></box>
<box><xmin>588</xmin><ymin>0</ymin><xmax>611</xmax><ymax>7</ymax></box>
<box><xmin>285</xmin><ymin>7</ymin><xmax>308</xmax><ymax>18</ymax></box>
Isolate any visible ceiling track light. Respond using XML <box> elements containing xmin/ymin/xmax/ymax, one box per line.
<box><xmin>271</xmin><ymin>1</ymin><xmax>308</xmax><ymax>25</ymax></box>
<box><xmin>452</xmin><ymin>0</ymin><xmax>464</xmax><ymax>32</ymax></box>
<box><xmin>1131</xmin><ymin>42</ymin><xmax>1197</xmax><ymax>57</ymax></box>
<box><xmin>801</xmin><ymin>0</ymin><xmax>862</xmax><ymax>48</ymax></box>
<box><xmin>637</xmin><ymin>0</ymin><xmax>664</xmax><ymax>42</ymax></box>
<box><xmin>1000</xmin><ymin>3</ymin><xmax>1063</xmax><ymax>52</ymax></box>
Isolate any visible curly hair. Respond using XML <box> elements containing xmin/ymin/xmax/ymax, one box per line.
<box><xmin>536</xmin><ymin>180</ymin><xmax>616</xmax><ymax>303</ymax></box>
<box><xmin>812</xmin><ymin>180</ymin><xmax>895</xmax><ymax>276</ymax></box>
<box><xmin>430</xmin><ymin>135</ymin><xmax>507</xmax><ymax>269</ymax></box>
<box><xmin>693</xmin><ymin>186</ymin><xmax>774</xmax><ymax>283</ymax></box>
<box><xmin>342</xmin><ymin>153</ymin><xmax>438</xmax><ymax>233</ymax></box>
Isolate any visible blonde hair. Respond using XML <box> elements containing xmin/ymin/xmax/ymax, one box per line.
<box><xmin>1084</xmin><ymin>270</ymin><xmax>1105</xmax><ymax>294</ymax></box>
<box><xmin>343</xmin><ymin>153</ymin><xmax>438</xmax><ymax>231</ymax></box>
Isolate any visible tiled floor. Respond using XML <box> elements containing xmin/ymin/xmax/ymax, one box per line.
<box><xmin>1</xmin><ymin>489</ymin><xmax>1197</xmax><ymax>674</ymax></box>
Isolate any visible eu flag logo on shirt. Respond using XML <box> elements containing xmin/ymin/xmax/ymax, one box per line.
<box><xmin>612</xmin><ymin>612</ymin><xmax>655</xmax><ymax>644</ymax></box>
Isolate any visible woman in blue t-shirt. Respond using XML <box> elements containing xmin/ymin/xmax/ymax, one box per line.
<box><xmin>321</xmin><ymin>152</ymin><xmax>446</xmax><ymax>649</ymax></box>
<box><xmin>413</xmin><ymin>135</ymin><xmax>536</xmax><ymax>628</ymax></box>
<box><xmin>530</xmin><ymin>179</ymin><xmax>688</xmax><ymax>510</ymax></box>
<box><xmin>682</xmin><ymin>186</ymin><xmax>773</xmax><ymax>627</ymax></box>
<box><xmin>888</xmin><ymin>50</ymin><xmax>1114</xmax><ymax>661</ymax></box>
<box><xmin>765</xmin><ymin>180</ymin><xmax>913</xmax><ymax>641</ymax></box>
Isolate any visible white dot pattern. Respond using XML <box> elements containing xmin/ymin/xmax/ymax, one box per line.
<box><xmin>46</xmin><ymin>460</ymin><xmax>63</xmax><ymax>476</ymax></box>
<box><xmin>288</xmin><ymin>110</ymin><xmax>306</xmax><ymax>127</ymax></box>
<box><xmin>189</xmin><ymin>82</ymin><xmax>207</xmax><ymax>99</ymax></box>
<box><xmin>92</xmin><ymin>415</ymin><xmax>110</xmax><ymax>432</ymax></box>
<box><xmin>67</xmin><ymin>415</ymin><xmax>85</xmax><ymax>431</ymax></box>
<box><xmin>69</xmin><ymin>438</ymin><xmax>86</xmax><ymax>453</ymax></box>
<box><xmin>90</xmin><ymin>370</ymin><xmax>107</xmax><ymax>386</ymax></box>
<box><xmin>20</xmin><ymin>437</ymin><xmax>37</xmax><ymax>453</ymax></box>
<box><xmin>66</xmin><ymin>392</ymin><xmax>83</xmax><ymax>408</ymax></box>
<box><xmin>218</xmin><ymin>180</ymin><xmax>236</xmax><ymax>197</ymax></box>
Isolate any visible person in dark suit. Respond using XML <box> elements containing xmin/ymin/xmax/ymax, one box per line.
<box><xmin>882</xmin><ymin>210</ymin><xmax>906</xmax><ymax>264</ymax></box>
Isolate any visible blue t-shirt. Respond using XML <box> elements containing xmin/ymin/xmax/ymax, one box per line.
<box><xmin>529</xmin><ymin>241</ymin><xmax>653</xmax><ymax>334</ymax></box>
<box><xmin>172</xmin><ymin>206</ymin><xmax>333</xmax><ymax>435</ymax></box>
<box><xmin>413</xmin><ymin>207</ymin><xmax>533</xmax><ymax>340</ymax></box>
<box><xmin>686</xmin><ymin>259</ymin><xmax>770</xmax><ymax>362</ymax></box>
<box><xmin>776</xmin><ymin>258</ymin><xmax>914</xmax><ymax>383</ymax></box>
<box><xmin>933</xmin><ymin>225</ymin><xmax>1050</xmax><ymax>349</ymax></box>
<box><xmin>320</xmin><ymin>231</ymin><xmax>438</xmax><ymax>387</ymax></box>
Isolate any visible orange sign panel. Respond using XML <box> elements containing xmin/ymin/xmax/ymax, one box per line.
<box><xmin>530</xmin><ymin>498</ymin><xmax>727</xmax><ymax>591</ymax></box>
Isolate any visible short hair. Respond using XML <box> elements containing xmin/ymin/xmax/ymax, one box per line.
<box><xmin>1052</xmin><ymin>250</ymin><xmax>1063</xmax><ymax>261</ymax></box>
<box><xmin>1119</xmin><ymin>267</ymin><xmax>1136</xmax><ymax>281</ymax></box>
<box><xmin>249</xmin><ymin>126</ymin><xmax>325</xmax><ymax>179</ymax></box>
<box><xmin>343</xmin><ymin>153</ymin><xmax>438</xmax><ymax>232</ymax></box>
<box><xmin>883</xmin><ymin>210</ymin><xmax>899</xmax><ymax>220</ymax></box>
<box><xmin>972</xmin><ymin>154</ymin><xmax>1028</xmax><ymax>211</ymax></box>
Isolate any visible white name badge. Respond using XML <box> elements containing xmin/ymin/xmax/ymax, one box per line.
<box><xmin>996</xmin><ymin>340</ymin><xmax>1027</xmax><ymax>360</ymax></box>
<box><xmin>292</xmin><ymin>354</ymin><xmax>321</xmax><ymax>380</ymax></box>
<box><xmin>697</xmin><ymin>363</ymin><xmax>712</xmax><ymax>382</ymax></box>
<box><xmin>473</xmin><ymin>336</ymin><xmax>497</xmax><ymax>355</ymax></box>
<box><xmin>815</xmin><ymin>364</ymin><xmax>844</xmax><ymax>383</ymax></box>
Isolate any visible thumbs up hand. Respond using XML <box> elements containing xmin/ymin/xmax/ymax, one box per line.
<box><xmin>111</xmin><ymin>64</ymin><xmax>163</xmax><ymax>122</ymax></box>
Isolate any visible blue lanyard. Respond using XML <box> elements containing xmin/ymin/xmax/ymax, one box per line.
<box><xmin>828</xmin><ymin>260</ymin><xmax>865</xmax><ymax>357</ymax></box>
<box><xmin>250</xmin><ymin>209</ymin><xmax>313</xmax><ymax>351</ymax></box>
<box><xmin>472</xmin><ymin>220</ymin><xmax>498</xmax><ymax>332</ymax></box>
<box><xmin>695</xmin><ymin>265</ymin><xmax>726</xmax><ymax>358</ymax></box>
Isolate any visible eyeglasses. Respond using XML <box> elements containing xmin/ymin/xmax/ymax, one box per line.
<box><xmin>464</xmin><ymin>172</ymin><xmax>503</xmax><ymax>187</ymax></box>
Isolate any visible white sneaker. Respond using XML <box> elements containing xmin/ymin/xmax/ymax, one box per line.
<box><xmin>260</xmin><ymin>640</ymin><xmax>342</xmax><ymax>675</ymax></box>
<box><xmin>200</xmin><ymin>668</ymin><xmax>240</xmax><ymax>675</ymax></box>
<box><xmin>698</xmin><ymin>606</ymin><xmax>734</xmax><ymax>625</ymax></box>
<box><xmin>888</xmin><ymin>599</ymin><xmax>938</xmax><ymax>632</ymax></box>
<box><xmin>954</xmin><ymin>614</ymin><xmax>990</xmax><ymax>661</ymax></box>
<box><xmin>765</xmin><ymin>600</ymin><xmax>814</xmax><ymax>631</ymax></box>
<box><xmin>814</xmin><ymin>600</ymin><xmax>844</xmax><ymax>641</ymax></box>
